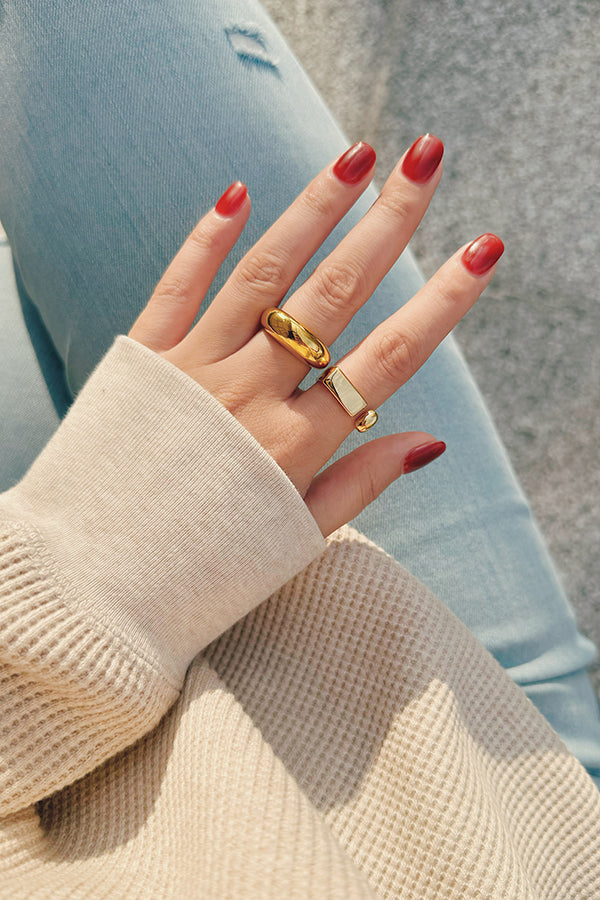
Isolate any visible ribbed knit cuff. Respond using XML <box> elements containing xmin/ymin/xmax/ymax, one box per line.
<box><xmin>0</xmin><ymin>336</ymin><xmax>326</xmax><ymax>684</ymax></box>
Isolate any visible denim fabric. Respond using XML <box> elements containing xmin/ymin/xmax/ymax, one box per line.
<box><xmin>1</xmin><ymin>0</ymin><xmax>598</xmax><ymax>786</ymax></box>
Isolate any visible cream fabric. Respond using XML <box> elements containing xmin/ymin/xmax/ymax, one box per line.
<box><xmin>0</xmin><ymin>337</ymin><xmax>598</xmax><ymax>898</ymax></box>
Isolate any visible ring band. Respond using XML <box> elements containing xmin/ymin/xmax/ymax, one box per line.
<box><xmin>261</xmin><ymin>308</ymin><xmax>331</xmax><ymax>369</ymax></box>
<box><xmin>318</xmin><ymin>366</ymin><xmax>378</xmax><ymax>432</ymax></box>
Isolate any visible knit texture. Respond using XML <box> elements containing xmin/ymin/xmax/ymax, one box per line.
<box><xmin>0</xmin><ymin>336</ymin><xmax>324</xmax><ymax>812</ymax></box>
<box><xmin>0</xmin><ymin>336</ymin><xmax>325</xmax><ymax>683</ymax></box>
<box><xmin>0</xmin><ymin>337</ymin><xmax>598</xmax><ymax>897</ymax></box>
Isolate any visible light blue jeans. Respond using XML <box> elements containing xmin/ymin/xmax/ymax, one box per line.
<box><xmin>1</xmin><ymin>0</ymin><xmax>599</xmax><ymax>787</ymax></box>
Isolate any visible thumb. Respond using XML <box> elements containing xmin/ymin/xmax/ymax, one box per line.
<box><xmin>304</xmin><ymin>432</ymin><xmax>446</xmax><ymax>538</ymax></box>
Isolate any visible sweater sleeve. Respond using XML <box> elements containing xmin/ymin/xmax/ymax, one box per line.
<box><xmin>0</xmin><ymin>335</ymin><xmax>326</xmax><ymax>815</ymax></box>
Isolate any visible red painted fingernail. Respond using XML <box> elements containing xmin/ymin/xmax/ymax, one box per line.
<box><xmin>462</xmin><ymin>233</ymin><xmax>505</xmax><ymax>276</ymax></box>
<box><xmin>215</xmin><ymin>181</ymin><xmax>248</xmax><ymax>217</ymax></box>
<box><xmin>403</xmin><ymin>440</ymin><xmax>446</xmax><ymax>474</ymax></box>
<box><xmin>401</xmin><ymin>134</ymin><xmax>444</xmax><ymax>184</ymax></box>
<box><xmin>333</xmin><ymin>142</ymin><xmax>376</xmax><ymax>185</ymax></box>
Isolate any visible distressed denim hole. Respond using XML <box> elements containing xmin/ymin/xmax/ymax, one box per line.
<box><xmin>225</xmin><ymin>25</ymin><xmax>278</xmax><ymax>70</ymax></box>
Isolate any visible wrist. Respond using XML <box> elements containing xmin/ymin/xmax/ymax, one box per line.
<box><xmin>1</xmin><ymin>336</ymin><xmax>326</xmax><ymax>683</ymax></box>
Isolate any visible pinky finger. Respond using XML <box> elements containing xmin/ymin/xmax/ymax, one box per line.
<box><xmin>305</xmin><ymin>432</ymin><xmax>446</xmax><ymax>537</ymax></box>
<box><xmin>128</xmin><ymin>182</ymin><xmax>250</xmax><ymax>352</ymax></box>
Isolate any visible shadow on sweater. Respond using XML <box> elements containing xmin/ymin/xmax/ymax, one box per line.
<box><xmin>34</xmin><ymin>527</ymin><xmax>581</xmax><ymax>873</ymax></box>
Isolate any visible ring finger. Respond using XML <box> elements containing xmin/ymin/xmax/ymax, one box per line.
<box><xmin>296</xmin><ymin>235</ymin><xmax>505</xmax><ymax>442</ymax></box>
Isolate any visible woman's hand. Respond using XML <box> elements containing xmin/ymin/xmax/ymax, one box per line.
<box><xmin>129</xmin><ymin>136</ymin><xmax>503</xmax><ymax>537</ymax></box>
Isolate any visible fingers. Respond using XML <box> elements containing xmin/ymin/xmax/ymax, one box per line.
<box><xmin>272</xmin><ymin>134</ymin><xmax>444</xmax><ymax>389</ymax></box>
<box><xmin>128</xmin><ymin>182</ymin><xmax>250</xmax><ymax>352</ymax></box>
<box><xmin>346</xmin><ymin>235</ymin><xmax>505</xmax><ymax>407</ymax></box>
<box><xmin>177</xmin><ymin>142</ymin><xmax>377</xmax><ymax>363</ymax></box>
<box><xmin>305</xmin><ymin>433</ymin><xmax>446</xmax><ymax>537</ymax></box>
<box><xmin>297</xmin><ymin>235</ymin><xmax>504</xmax><ymax>433</ymax></box>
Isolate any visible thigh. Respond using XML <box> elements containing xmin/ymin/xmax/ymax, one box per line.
<box><xmin>1</xmin><ymin>0</ymin><xmax>598</xmax><ymax>785</ymax></box>
<box><xmin>0</xmin><ymin>236</ymin><xmax>66</xmax><ymax>493</ymax></box>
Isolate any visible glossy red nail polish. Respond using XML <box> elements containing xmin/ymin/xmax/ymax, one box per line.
<box><xmin>333</xmin><ymin>142</ymin><xmax>376</xmax><ymax>185</ymax></box>
<box><xmin>215</xmin><ymin>181</ymin><xmax>248</xmax><ymax>217</ymax></box>
<box><xmin>401</xmin><ymin>134</ymin><xmax>444</xmax><ymax>184</ymax></box>
<box><xmin>462</xmin><ymin>233</ymin><xmax>504</xmax><ymax>276</ymax></box>
<box><xmin>403</xmin><ymin>440</ymin><xmax>446</xmax><ymax>474</ymax></box>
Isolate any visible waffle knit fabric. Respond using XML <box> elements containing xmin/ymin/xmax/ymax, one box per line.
<box><xmin>0</xmin><ymin>335</ymin><xmax>598</xmax><ymax>898</ymax></box>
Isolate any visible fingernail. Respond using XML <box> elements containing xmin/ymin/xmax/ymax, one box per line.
<box><xmin>333</xmin><ymin>142</ymin><xmax>376</xmax><ymax>185</ymax></box>
<box><xmin>401</xmin><ymin>134</ymin><xmax>444</xmax><ymax>184</ymax></box>
<box><xmin>403</xmin><ymin>440</ymin><xmax>446</xmax><ymax>474</ymax></box>
<box><xmin>462</xmin><ymin>233</ymin><xmax>504</xmax><ymax>276</ymax></box>
<box><xmin>215</xmin><ymin>181</ymin><xmax>248</xmax><ymax>217</ymax></box>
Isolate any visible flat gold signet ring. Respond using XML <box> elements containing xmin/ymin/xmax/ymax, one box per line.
<box><xmin>318</xmin><ymin>366</ymin><xmax>379</xmax><ymax>433</ymax></box>
<box><xmin>261</xmin><ymin>308</ymin><xmax>331</xmax><ymax>368</ymax></box>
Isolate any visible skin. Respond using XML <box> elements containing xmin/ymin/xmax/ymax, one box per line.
<box><xmin>129</xmin><ymin>141</ymin><xmax>499</xmax><ymax>537</ymax></box>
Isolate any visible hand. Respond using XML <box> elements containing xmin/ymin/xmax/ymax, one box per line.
<box><xmin>129</xmin><ymin>136</ymin><xmax>503</xmax><ymax>537</ymax></box>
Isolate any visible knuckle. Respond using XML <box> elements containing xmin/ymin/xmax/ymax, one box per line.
<box><xmin>188</xmin><ymin>223</ymin><xmax>221</xmax><ymax>254</ymax></box>
<box><xmin>436</xmin><ymin>278</ymin><xmax>466</xmax><ymax>310</ymax></box>
<box><xmin>210</xmin><ymin>385</ymin><xmax>250</xmax><ymax>422</ymax></box>
<box><xmin>151</xmin><ymin>269</ymin><xmax>190</xmax><ymax>307</ymax></box>
<box><xmin>301</xmin><ymin>182</ymin><xmax>338</xmax><ymax>220</ymax></box>
<box><xmin>314</xmin><ymin>260</ymin><xmax>366</xmax><ymax>313</ymax></box>
<box><xmin>235</xmin><ymin>250</ymin><xmax>288</xmax><ymax>290</ymax></box>
<box><xmin>372</xmin><ymin>329</ymin><xmax>420</xmax><ymax>383</ymax></box>
<box><xmin>376</xmin><ymin>187</ymin><xmax>415</xmax><ymax>223</ymax></box>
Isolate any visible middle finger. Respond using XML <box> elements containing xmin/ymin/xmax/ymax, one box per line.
<box><xmin>252</xmin><ymin>133</ymin><xmax>444</xmax><ymax>393</ymax></box>
<box><xmin>183</xmin><ymin>141</ymin><xmax>377</xmax><ymax>363</ymax></box>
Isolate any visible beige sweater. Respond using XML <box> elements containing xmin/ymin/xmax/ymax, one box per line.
<box><xmin>0</xmin><ymin>335</ymin><xmax>597</xmax><ymax>899</ymax></box>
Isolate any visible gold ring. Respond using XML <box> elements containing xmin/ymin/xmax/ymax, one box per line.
<box><xmin>318</xmin><ymin>366</ymin><xmax>378</xmax><ymax>432</ymax></box>
<box><xmin>261</xmin><ymin>308</ymin><xmax>331</xmax><ymax>369</ymax></box>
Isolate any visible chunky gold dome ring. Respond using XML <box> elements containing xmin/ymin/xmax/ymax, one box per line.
<box><xmin>261</xmin><ymin>308</ymin><xmax>331</xmax><ymax>369</ymax></box>
<box><xmin>318</xmin><ymin>366</ymin><xmax>378</xmax><ymax>433</ymax></box>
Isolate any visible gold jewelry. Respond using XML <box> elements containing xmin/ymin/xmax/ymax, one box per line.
<box><xmin>318</xmin><ymin>366</ymin><xmax>378</xmax><ymax>432</ymax></box>
<box><xmin>261</xmin><ymin>308</ymin><xmax>330</xmax><ymax>368</ymax></box>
